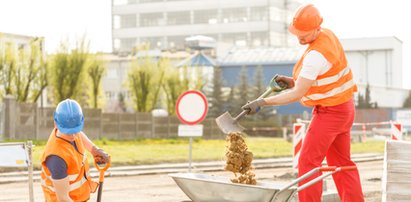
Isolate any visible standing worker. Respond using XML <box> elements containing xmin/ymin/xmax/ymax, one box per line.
<box><xmin>41</xmin><ymin>99</ymin><xmax>109</xmax><ymax>202</ymax></box>
<box><xmin>242</xmin><ymin>4</ymin><xmax>364</xmax><ymax>202</ymax></box>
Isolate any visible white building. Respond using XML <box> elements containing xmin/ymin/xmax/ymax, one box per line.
<box><xmin>341</xmin><ymin>37</ymin><xmax>409</xmax><ymax>108</ymax></box>
<box><xmin>111</xmin><ymin>0</ymin><xmax>301</xmax><ymax>54</ymax></box>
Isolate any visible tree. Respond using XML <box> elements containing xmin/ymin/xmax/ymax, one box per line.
<box><xmin>237</xmin><ymin>66</ymin><xmax>250</xmax><ymax>111</ymax></box>
<box><xmin>253</xmin><ymin>65</ymin><xmax>271</xmax><ymax>120</ymax></box>
<box><xmin>49</xmin><ymin>38</ymin><xmax>91</xmax><ymax>105</ymax></box>
<box><xmin>403</xmin><ymin>90</ymin><xmax>411</xmax><ymax>108</ymax></box>
<box><xmin>88</xmin><ymin>56</ymin><xmax>105</xmax><ymax>108</ymax></box>
<box><xmin>0</xmin><ymin>42</ymin><xmax>16</xmax><ymax>96</ymax></box>
<box><xmin>162</xmin><ymin>66</ymin><xmax>190</xmax><ymax>115</ymax></box>
<box><xmin>0</xmin><ymin>37</ymin><xmax>48</xmax><ymax>103</ymax></box>
<box><xmin>357</xmin><ymin>83</ymin><xmax>377</xmax><ymax>108</ymax></box>
<box><xmin>207</xmin><ymin>66</ymin><xmax>224</xmax><ymax>118</ymax></box>
<box><xmin>127</xmin><ymin>46</ymin><xmax>166</xmax><ymax>112</ymax></box>
<box><xmin>14</xmin><ymin>38</ymin><xmax>48</xmax><ymax>103</ymax></box>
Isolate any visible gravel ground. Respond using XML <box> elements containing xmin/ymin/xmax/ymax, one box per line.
<box><xmin>0</xmin><ymin>160</ymin><xmax>383</xmax><ymax>202</ymax></box>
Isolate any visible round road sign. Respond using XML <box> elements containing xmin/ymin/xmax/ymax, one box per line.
<box><xmin>176</xmin><ymin>90</ymin><xmax>208</xmax><ymax>125</ymax></box>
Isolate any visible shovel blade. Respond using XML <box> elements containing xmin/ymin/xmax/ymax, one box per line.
<box><xmin>215</xmin><ymin>112</ymin><xmax>245</xmax><ymax>134</ymax></box>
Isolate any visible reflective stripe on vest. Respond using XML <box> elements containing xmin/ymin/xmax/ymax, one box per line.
<box><xmin>302</xmin><ymin>79</ymin><xmax>355</xmax><ymax>101</ymax></box>
<box><xmin>41</xmin><ymin>176</ymin><xmax>88</xmax><ymax>192</ymax></box>
<box><xmin>312</xmin><ymin>66</ymin><xmax>351</xmax><ymax>86</ymax></box>
<box><xmin>41</xmin><ymin>167</ymin><xmax>80</xmax><ymax>181</ymax></box>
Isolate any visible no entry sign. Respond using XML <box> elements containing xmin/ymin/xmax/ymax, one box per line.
<box><xmin>176</xmin><ymin>90</ymin><xmax>208</xmax><ymax>125</ymax></box>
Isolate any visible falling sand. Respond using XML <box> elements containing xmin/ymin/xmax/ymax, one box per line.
<box><xmin>224</xmin><ymin>132</ymin><xmax>257</xmax><ymax>185</ymax></box>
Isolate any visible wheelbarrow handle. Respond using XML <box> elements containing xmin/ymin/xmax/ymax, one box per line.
<box><xmin>276</xmin><ymin>165</ymin><xmax>358</xmax><ymax>194</ymax></box>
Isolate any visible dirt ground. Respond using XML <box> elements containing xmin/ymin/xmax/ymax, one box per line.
<box><xmin>0</xmin><ymin>160</ymin><xmax>382</xmax><ymax>202</ymax></box>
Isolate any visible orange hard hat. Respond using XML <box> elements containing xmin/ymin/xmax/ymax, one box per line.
<box><xmin>288</xmin><ymin>4</ymin><xmax>323</xmax><ymax>36</ymax></box>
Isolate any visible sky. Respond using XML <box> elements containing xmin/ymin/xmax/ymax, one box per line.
<box><xmin>0</xmin><ymin>0</ymin><xmax>410</xmax><ymax>88</ymax></box>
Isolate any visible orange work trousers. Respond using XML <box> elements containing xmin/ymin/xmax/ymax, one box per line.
<box><xmin>298</xmin><ymin>99</ymin><xmax>364</xmax><ymax>202</ymax></box>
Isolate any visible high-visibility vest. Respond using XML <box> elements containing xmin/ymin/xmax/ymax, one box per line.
<box><xmin>293</xmin><ymin>28</ymin><xmax>357</xmax><ymax>107</ymax></box>
<box><xmin>41</xmin><ymin>128</ymin><xmax>98</xmax><ymax>202</ymax></box>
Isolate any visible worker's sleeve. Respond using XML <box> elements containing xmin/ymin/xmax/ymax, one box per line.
<box><xmin>45</xmin><ymin>155</ymin><xmax>68</xmax><ymax>180</ymax></box>
<box><xmin>299</xmin><ymin>50</ymin><xmax>332</xmax><ymax>80</ymax></box>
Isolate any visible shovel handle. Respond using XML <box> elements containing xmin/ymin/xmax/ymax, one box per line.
<box><xmin>234</xmin><ymin>110</ymin><xmax>249</xmax><ymax>121</ymax></box>
<box><xmin>97</xmin><ymin>181</ymin><xmax>103</xmax><ymax>202</ymax></box>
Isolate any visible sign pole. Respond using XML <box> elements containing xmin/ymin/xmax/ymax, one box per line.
<box><xmin>176</xmin><ymin>90</ymin><xmax>208</xmax><ymax>173</ymax></box>
<box><xmin>189</xmin><ymin>137</ymin><xmax>192</xmax><ymax>172</ymax></box>
<box><xmin>27</xmin><ymin>141</ymin><xmax>34</xmax><ymax>202</ymax></box>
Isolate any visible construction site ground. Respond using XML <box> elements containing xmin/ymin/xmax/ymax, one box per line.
<box><xmin>0</xmin><ymin>156</ymin><xmax>383</xmax><ymax>202</ymax></box>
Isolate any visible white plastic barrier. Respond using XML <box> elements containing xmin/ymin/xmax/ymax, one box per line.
<box><xmin>292</xmin><ymin>123</ymin><xmax>306</xmax><ymax>170</ymax></box>
<box><xmin>0</xmin><ymin>142</ymin><xmax>34</xmax><ymax>202</ymax></box>
<box><xmin>390</xmin><ymin>122</ymin><xmax>403</xmax><ymax>140</ymax></box>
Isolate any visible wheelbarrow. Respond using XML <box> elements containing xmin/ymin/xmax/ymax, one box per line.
<box><xmin>169</xmin><ymin>166</ymin><xmax>357</xmax><ymax>202</ymax></box>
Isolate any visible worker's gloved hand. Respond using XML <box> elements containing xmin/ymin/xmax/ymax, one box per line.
<box><xmin>242</xmin><ymin>98</ymin><xmax>266</xmax><ymax>115</ymax></box>
<box><xmin>91</xmin><ymin>146</ymin><xmax>109</xmax><ymax>164</ymax></box>
<box><xmin>275</xmin><ymin>75</ymin><xmax>294</xmax><ymax>90</ymax></box>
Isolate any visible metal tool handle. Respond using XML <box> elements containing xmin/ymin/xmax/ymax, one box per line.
<box><xmin>97</xmin><ymin>182</ymin><xmax>104</xmax><ymax>202</ymax></box>
<box><xmin>235</xmin><ymin>85</ymin><xmax>274</xmax><ymax>121</ymax></box>
<box><xmin>272</xmin><ymin>165</ymin><xmax>358</xmax><ymax>202</ymax></box>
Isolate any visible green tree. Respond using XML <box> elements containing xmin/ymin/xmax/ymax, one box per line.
<box><xmin>14</xmin><ymin>38</ymin><xmax>48</xmax><ymax>102</ymax></box>
<box><xmin>0</xmin><ymin>38</ymin><xmax>48</xmax><ymax>102</ymax></box>
<box><xmin>0</xmin><ymin>42</ymin><xmax>16</xmax><ymax>96</ymax></box>
<box><xmin>127</xmin><ymin>47</ymin><xmax>166</xmax><ymax>112</ymax></box>
<box><xmin>357</xmin><ymin>83</ymin><xmax>377</xmax><ymax>108</ymax></box>
<box><xmin>232</xmin><ymin>66</ymin><xmax>250</xmax><ymax>114</ymax></box>
<box><xmin>49</xmin><ymin>38</ymin><xmax>91</xmax><ymax>105</ymax></box>
<box><xmin>403</xmin><ymin>90</ymin><xmax>411</xmax><ymax>108</ymax></box>
<box><xmin>207</xmin><ymin>66</ymin><xmax>224</xmax><ymax>118</ymax></box>
<box><xmin>88</xmin><ymin>56</ymin><xmax>106</xmax><ymax>108</ymax></box>
<box><xmin>253</xmin><ymin>65</ymin><xmax>271</xmax><ymax>120</ymax></box>
<box><xmin>162</xmin><ymin>66</ymin><xmax>190</xmax><ymax>115</ymax></box>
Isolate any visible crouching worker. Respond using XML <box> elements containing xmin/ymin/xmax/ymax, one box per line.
<box><xmin>41</xmin><ymin>99</ymin><xmax>109</xmax><ymax>202</ymax></box>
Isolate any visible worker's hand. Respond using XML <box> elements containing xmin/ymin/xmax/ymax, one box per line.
<box><xmin>91</xmin><ymin>146</ymin><xmax>109</xmax><ymax>165</ymax></box>
<box><xmin>275</xmin><ymin>75</ymin><xmax>294</xmax><ymax>89</ymax></box>
<box><xmin>242</xmin><ymin>98</ymin><xmax>266</xmax><ymax>115</ymax></box>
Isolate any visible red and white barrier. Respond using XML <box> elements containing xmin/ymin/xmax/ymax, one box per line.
<box><xmin>391</xmin><ymin>122</ymin><xmax>403</xmax><ymax>140</ymax></box>
<box><xmin>293</xmin><ymin>123</ymin><xmax>306</xmax><ymax>170</ymax></box>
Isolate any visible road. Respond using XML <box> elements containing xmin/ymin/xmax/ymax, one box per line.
<box><xmin>0</xmin><ymin>160</ymin><xmax>383</xmax><ymax>202</ymax></box>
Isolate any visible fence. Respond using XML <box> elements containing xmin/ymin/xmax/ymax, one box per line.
<box><xmin>2</xmin><ymin>97</ymin><xmax>224</xmax><ymax>140</ymax></box>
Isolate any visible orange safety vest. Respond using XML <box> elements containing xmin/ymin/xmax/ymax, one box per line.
<box><xmin>292</xmin><ymin>28</ymin><xmax>357</xmax><ymax>107</ymax></box>
<box><xmin>41</xmin><ymin>128</ymin><xmax>98</xmax><ymax>202</ymax></box>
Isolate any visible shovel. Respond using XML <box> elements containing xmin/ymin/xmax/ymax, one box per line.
<box><xmin>95</xmin><ymin>156</ymin><xmax>111</xmax><ymax>202</ymax></box>
<box><xmin>215</xmin><ymin>74</ymin><xmax>286</xmax><ymax>134</ymax></box>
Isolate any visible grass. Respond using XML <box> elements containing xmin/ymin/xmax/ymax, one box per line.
<box><xmin>24</xmin><ymin>137</ymin><xmax>386</xmax><ymax>169</ymax></box>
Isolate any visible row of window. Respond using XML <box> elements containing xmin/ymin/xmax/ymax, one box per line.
<box><xmin>113</xmin><ymin>0</ymin><xmax>196</xmax><ymax>6</ymax></box>
<box><xmin>113</xmin><ymin>7</ymin><xmax>277</xmax><ymax>29</ymax></box>
<box><xmin>114</xmin><ymin>32</ymin><xmax>287</xmax><ymax>51</ymax></box>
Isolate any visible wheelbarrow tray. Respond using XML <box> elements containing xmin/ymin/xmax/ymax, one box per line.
<box><xmin>169</xmin><ymin>173</ymin><xmax>296</xmax><ymax>202</ymax></box>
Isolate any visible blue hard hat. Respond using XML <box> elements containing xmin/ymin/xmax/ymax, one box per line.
<box><xmin>54</xmin><ymin>99</ymin><xmax>84</xmax><ymax>135</ymax></box>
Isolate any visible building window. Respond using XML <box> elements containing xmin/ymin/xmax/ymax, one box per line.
<box><xmin>140</xmin><ymin>12</ymin><xmax>163</xmax><ymax>27</ymax></box>
<box><xmin>251</xmin><ymin>32</ymin><xmax>268</xmax><ymax>47</ymax></box>
<box><xmin>222</xmin><ymin>8</ymin><xmax>247</xmax><ymax>23</ymax></box>
<box><xmin>140</xmin><ymin>0</ymin><xmax>163</xmax><ymax>3</ymax></box>
<box><xmin>168</xmin><ymin>35</ymin><xmax>186</xmax><ymax>50</ymax></box>
<box><xmin>113</xmin><ymin>0</ymin><xmax>127</xmax><ymax>6</ymax></box>
<box><xmin>250</xmin><ymin>7</ymin><xmax>268</xmax><ymax>21</ymax></box>
<box><xmin>193</xmin><ymin>10</ymin><xmax>218</xmax><ymax>24</ymax></box>
<box><xmin>120</xmin><ymin>14</ymin><xmax>136</xmax><ymax>28</ymax></box>
<box><xmin>106</xmin><ymin>68</ymin><xmax>119</xmax><ymax>79</ymax></box>
<box><xmin>167</xmin><ymin>11</ymin><xmax>190</xmax><ymax>25</ymax></box>
<box><xmin>114</xmin><ymin>39</ymin><xmax>121</xmax><ymax>51</ymax></box>
<box><xmin>120</xmin><ymin>38</ymin><xmax>136</xmax><ymax>52</ymax></box>
<box><xmin>269</xmin><ymin>7</ymin><xmax>284</xmax><ymax>22</ymax></box>
<box><xmin>222</xmin><ymin>32</ymin><xmax>247</xmax><ymax>46</ymax></box>
<box><xmin>113</xmin><ymin>15</ymin><xmax>121</xmax><ymax>29</ymax></box>
<box><xmin>140</xmin><ymin>37</ymin><xmax>163</xmax><ymax>49</ymax></box>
